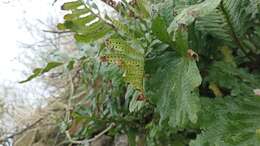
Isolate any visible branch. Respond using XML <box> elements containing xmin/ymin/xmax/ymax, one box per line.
<box><xmin>43</xmin><ymin>30</ymin><xmax>72</xmax><ymax>34</ymax></box>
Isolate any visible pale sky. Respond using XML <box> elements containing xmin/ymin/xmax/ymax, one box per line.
<box><xmin>0</xmin><ymin>0</ymin><xmax>73</xmax><ymax>110</ymax></box>
<box><xmin>0</xmin><ymin>0</ymin><xmax>112</xmax><ymax>82</ymax></box>
<box><xmin>0</xmin><ymin>0</ymin><xmax>68</xmax><ymax>81</ymax></box>
<box><xmin>0</xmin><ymin>0</ymin><xmax>70</xmax><ymax>136</ymax></box>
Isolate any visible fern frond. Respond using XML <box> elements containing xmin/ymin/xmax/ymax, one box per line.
<box><xmin>145</xmin><ymin>52</ymin><xmax>202</xmax><ymax>128</ymax></box>
<box><xmin>101</xmin><ymin>39</ymin><xmax>144</xmax><ymax>92</ymax></box>
<box><xmin>191</xmin><ymin>96</ymin><xmax>260</xmax><ymax>146</ymax></box>
<box><xmin>105</xmin><ymin>39</ymin><xmax>144</xmax><ymax>59</ymax></box>
<box><xmin>57</xmin><ymin>0</ymin><xmax>113</xmax><ymax>43</ymax></box>
<box><xmin>195</xmin><ymin>0</ymin><xmax>257</xmax><ymax>54</ymax></box>
<box><xmin>110</xmin><ymin>19</ymin><xmax>136</xmax><ymax>38</ymax></box>
<box><xmin>195</xmin><ymin>9</ymin><xmax>234</xmax><ymax>46</ymax></box>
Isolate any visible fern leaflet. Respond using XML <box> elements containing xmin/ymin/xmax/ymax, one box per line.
<box><xmin>57</xmin><ymin>0</ymin><xmax>113</xmax><ymax>43</ymax></box>
<box><xmin>101</xmin><ymin>39</ymin><xmax>145</xmax><ymax>93</ymax></box>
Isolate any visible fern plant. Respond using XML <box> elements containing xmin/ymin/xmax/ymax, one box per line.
<box><xmin>20</xmin><ymin>0</ymin><xmax>260</xmax><ymax>145</ymax></box>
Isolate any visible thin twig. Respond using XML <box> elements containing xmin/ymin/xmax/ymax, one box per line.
<box><xmin>65</xmin><ymin>73</ymin><xmax>74</xmax><ymax>122</ymax></box>
<box><xmin>52</xmin><ymin>0</ymin><xmax>58</xmax><ymax>6</ymax></box>
<box><xmin>43</xmin><ymin>30</ymin><xmax>72</xmax><ymax>34</ymax></box>
<box><xmin>71</xmin><ymin>91</ymin><xmax>87</xmax><ymax>99</ymax></box>
<box><xmin>65</xmin><ymin>123</ymin><xmax>115</xmax><ymax>144</ymax></box>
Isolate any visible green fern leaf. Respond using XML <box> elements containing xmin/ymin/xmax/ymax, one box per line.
<box><xmin>191</xmin><ymin>96</ymin><xmax>260</xmax><ymax>146</ymax></box>
<box><xmin>19</xmin><ymin>62</ymin><xmax>63</xmax><ymax>83</ymax></box>
<box><xmin>61</xmin><ymin>1</ymin><xmax>82</xmax><ymax>10</ymax></box>
<box><xmin>101</xmin><ymin>39</ymin><xmax>144</xmax><ymax>92</ymax></box>
<box><xmin>195</xmin><ymin>9</ymin><xmax>234</xmax><ymax>46</ymax></box>
<box><xmin>151</xmin><ymin>15</ymin><xmax>172</xmax><ymax>45</ymax></box>
<box><xmin>207</xmin><ymin>61</ymin><xmax>259</xmax><ymax>96</ymax></box>
<box><xmin>57</xmin><ymin>0</ymin><xmax>112</xmax><ymax>43</ymax></box>
<box><xmin>195</xmin><ymin>0</ymin><xmax>258</xmax><ymax>50</ymax></box>
<box><xmin>110</xmin><ymin>19</ymin><xmax>139</xmax><ymax>39</ymax></box>
<box><xmin>145</xmin><ymin>52</ymin><xmax>202</xmax><ymax>128</ymax></box>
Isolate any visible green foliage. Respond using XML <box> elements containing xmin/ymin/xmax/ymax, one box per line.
<box><xmin>195</xmin><ymin>0</ymin><xmax>260</xmax><ymax>58</ymax></box>
<box><xmin>191</xmin><ymin>96</ymin><xmax>260</xmax><ymax>146</ymax></box>
<box><xmin>24</xmin><ymin>0</ymin><xmax>260</xmax><ymax>145</ymax></box>
<box><xmin>57</xmin><ymin>0</ymin><xmax>113</xmax><ymax>43</ymax></box>
<box><xmin>20</xmin><ymin>62</ymin><xmax>63</xmax><ymax>83</ymax></box>
<box><xmin>168</xmin><ymin>0</ymin><xmax>221</xmax><ymax>37</ymax></box>
<box><xmin>102</xmin><ymin>38</ymin><xmax>145</xmax><ymax>92</ymax></box>
<box><xmin>206</xmin><ymin>61</ymin><xmax>260</xmax><ymax>96</ymax></box>
<box><xmin>151</xmin><ymin>16</ymin><xmax>172</xmax><ymax>45</ymax></box>
<box><xmin>145</xmin><ymin>52</ymin><xmax>202</xmax><ymax>128</ymax></box>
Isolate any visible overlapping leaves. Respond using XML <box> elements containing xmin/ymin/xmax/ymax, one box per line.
<box><xmin>207</xmin><ymin>61</ymin><xmax>260</xmax><ymax>96</ymax></box>
<box><xmin>191</xmin><ymin>96</ymin><xmax>260</xmax><ymax>146</ymax></box>
<box><xmin>195</xmin><ymin>0</ymin><xmax>259</xmax><ymax>53</ymax></box>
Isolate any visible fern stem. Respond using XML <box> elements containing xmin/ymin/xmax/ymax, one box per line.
<box><xmin>219</xmin><ymin>2</ymin><xmax>255</xmax><ymax>62</ymax></box>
